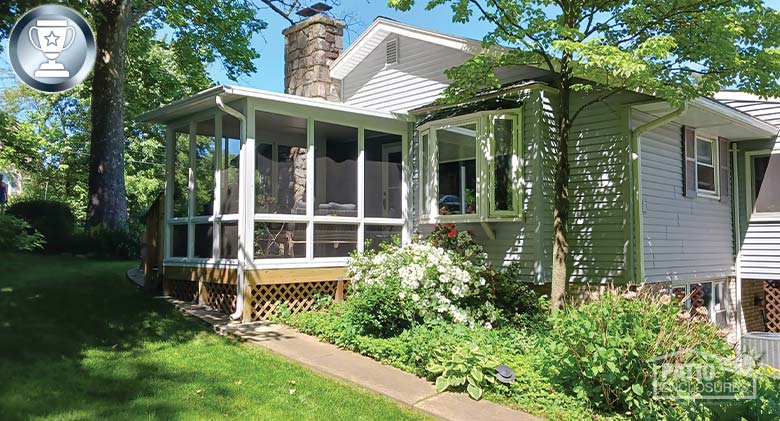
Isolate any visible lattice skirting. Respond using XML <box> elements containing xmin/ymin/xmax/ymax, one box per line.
<box><xmin>764</xmin><ymin>281</ymin><xmax>780</xmax><ymax>333</ymax></box>
<box><xmin>203</xmin><ymin>282</ymin><xmax>237</xmax><ymax>314</ymax></box>
<box><xmin>248</xmin><ymin>280</ymin><xmax>346</xmax><ymax>320</ymax></box>
<box><xmin>167</xmin><ymin>279</ymin><xmax>199</xmax><ymax>302</ymax></box>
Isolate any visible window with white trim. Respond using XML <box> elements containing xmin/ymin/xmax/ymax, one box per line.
<box><xmin>418</xmin><ymin>109</ymin><xmax>522</xmax><ymax>221</ymax></box>
<box><xmin>696</xmin><ymin>137</ymin><xmax>719</xmax><ymax>197</ymax></box>
<box><xmin>670</xmin><ymin>281</ymin><xmax>727</xmax><ymax>327</ymax></box>
<box><xmin>751</xmin><ymin>153</ymin><xmax>780</xmax><ymax>218</ymax></box>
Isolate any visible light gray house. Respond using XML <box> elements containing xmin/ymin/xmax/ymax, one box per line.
<box><xmin>139</xmin><ymin>14</ymin><xmax>780</xmax><ymax>340</ymax></box>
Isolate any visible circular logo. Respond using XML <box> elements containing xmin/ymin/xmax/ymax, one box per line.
<box><xmin>8</xmin><ymin>5</ymin><xmax>96</xmax><ymax>93</ymax></box>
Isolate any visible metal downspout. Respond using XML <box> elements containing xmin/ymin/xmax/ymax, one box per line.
<box><xmin>216</xmin><ymin>95</ymin><xmax>247</xmax><ymax>321</ymax></box>
<box><xmin>732</xmin><ymin>143</ymin><xmax>743</xmax><ymax>347</ymax></box>
<box><xmin>630</xmin><ymin>103</ymin><xmax>688</xmax><ymax>284</ymax></box>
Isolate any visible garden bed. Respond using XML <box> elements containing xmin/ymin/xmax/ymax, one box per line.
<box><xmin>276</xmin><ymin>224</ymin><xmax>780</xmax><ymax>420</ymax></box>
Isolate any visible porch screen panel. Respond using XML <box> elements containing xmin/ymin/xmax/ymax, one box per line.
<box><xmin>221</xmin><ymin>114</ymin><xmax>241</xmax><ymax>215</ymax></box>
<box><xmin>437</xmin><ymin>122</ymin><xmax>477</xmax><ymax>215</ymax></box>
<box><xmin>493</xmin><ymin>118</ymin><xmax>514</xmax><ymax>212</ymax></box>
<box><xmin>365</xmin><ymin>225</ymin><xmax>402</xmax><ymax>251</ymax></box>
<box><xmin>365</xmin><ymin>130</ymin><xmax>403</xmax><ymax>218</ymax></box>
<box><xmin>254</xmin><ymin>221</ymin><xmax>307</xmax><ymax>259</ymax></box>
<box><xmin>172</xmin><ymin>128</ymin><xmax>190</xmax><ymax>218</ymax></box>
<box><xmin>314</xmin><ymin>224</ymin><xmax>357</xmax><ymax>257</ymax></box>
<box><xmin>193</xmin><ymin>223</ymin><xmax>214</xmax><ymax>258</ymax></box>
<box><xmin>171</xmin><ymin>224</ymin><xmax>188</xmax><ymax>257</ymax></box>
<box><xmin>254</xmin><ymin>111</ymin><xmax>308</xmax><ymax>215</ymax></box>
<box><xmin>314</xmin><ymin>122</ymin><xmax>358</xmax><ymax>217</ymax></box>
<box><xmin>219</xmin><ymin>221</ymin><xmax>238</xmax><ymax>259</ymax></box>
<box><xmin>194</xmin><ymin>118</ymin><xmax>216</xmax><ymax>216</ymax></box>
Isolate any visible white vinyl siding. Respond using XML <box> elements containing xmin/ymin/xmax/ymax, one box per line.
<box><xmin>341</xmin><ymin>35</ymin><xmax>473</xmax><ymax>113</ymax></box>
<box><xmin>566</xmin><ymin>95</ymin><xmax>633</xmax><ymax>285</ymax></box>
<box><xmin>741</xmin><ymin>222</ymin><xmax>780</xmax><ymax>280</ymax></box>
<box><xmin>635</xmin><ymin>113</ymin><xmax>735</xmax><ymax>282</ymax></box>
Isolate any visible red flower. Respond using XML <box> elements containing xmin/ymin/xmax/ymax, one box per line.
<box><xmin>447</xmin><ymin>230</ymin><xmax>456</xmax><ymax>238</ymax></box>
<box><xmin>444</xmin><ymin>223</ymin><xmax>455</xmax><ymax>231</ymax></box>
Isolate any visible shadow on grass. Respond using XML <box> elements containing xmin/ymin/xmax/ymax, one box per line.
<box><xmin>0</xmin><ymin>254</ymin><xmax>230</xmax><ymax>419</ymax></box>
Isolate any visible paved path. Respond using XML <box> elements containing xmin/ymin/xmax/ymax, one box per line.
<box><xmin>162</xmin><ymin>297</ymin><xmax>542</xmax><ymax>421</ymax></box>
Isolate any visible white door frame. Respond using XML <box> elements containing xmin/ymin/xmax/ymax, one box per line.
<box><xmin>381</xmin><ymin>142</ymin><xmax>402</xmax><ymax>218</ymax></box>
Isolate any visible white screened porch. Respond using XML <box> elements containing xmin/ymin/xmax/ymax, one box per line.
<box><xmin>138</xmin><ymin>85</ymin><xmax>412</xmax><ymax>320</ymax></box>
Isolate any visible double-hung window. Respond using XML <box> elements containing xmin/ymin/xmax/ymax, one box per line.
<box><xmin>418</xmin><ymin>109</ymin><xmax>522</xmax><ymax>222</ymax></box>
<box><xmin>696</xmin><ymin>137</ymin><xmax>719</xmax><ymax>197</ymax></box>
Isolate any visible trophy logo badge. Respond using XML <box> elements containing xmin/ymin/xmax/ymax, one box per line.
<box><xmin>29</xmin><ymin>19</ymin><xmax>76</xmax><ymax>78</ymax></box>
<box><xmin>9</xmin><ymin>5</ymin><xmax>96</xmax><ymax>93</ymax></box>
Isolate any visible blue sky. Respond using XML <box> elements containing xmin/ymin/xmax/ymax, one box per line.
<box><xmin>209</xmin><ymin>1</ymin><xmax>497</xmax><ymax>92</ymax></box>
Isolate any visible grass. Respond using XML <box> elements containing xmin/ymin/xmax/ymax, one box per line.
<box><xmin>0</xmin><ymin>253</ymin><xmax>429</xmax><ymax>421</ymax></box>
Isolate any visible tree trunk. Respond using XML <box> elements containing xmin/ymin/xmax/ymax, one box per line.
<box><xmin>550</xmin><ymin>68</ymin><xmax>572</xmax><ymax>312</ymax></box>
<box><xmin>86</xmin><ymin>2</ymin><xmax>131</xmax><ymax>230</ymax></box>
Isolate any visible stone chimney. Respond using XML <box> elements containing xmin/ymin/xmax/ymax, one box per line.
<box><xmin>283</xmin><ymin>14</ymin><xmax>345</xmax><ymax>101</ymax></box>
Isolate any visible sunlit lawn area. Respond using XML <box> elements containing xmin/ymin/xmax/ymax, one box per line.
<box><xmin>0</xmin><ymin>253</ymin><xmax>428</xmax><ymax>420</ymax></box>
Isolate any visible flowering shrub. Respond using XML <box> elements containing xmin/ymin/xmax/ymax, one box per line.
<box><xmin>348</xmin><ymin>242</ymin><xmax>489</xmax><ymax>327</ymax></box>
<box><xmin>427</xmin><ymin>223</ymin><xmax>486</xmax><ymax>266</ymax></box>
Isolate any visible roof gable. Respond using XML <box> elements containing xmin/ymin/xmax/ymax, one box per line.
<box><xmin>330</xmin><ymin>17</ymin><xmax>484</xmax><ymax>80</ymax></box>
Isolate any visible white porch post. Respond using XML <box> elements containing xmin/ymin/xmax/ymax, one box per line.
<box><xmin>163</xmin><ymin>126</ymin><xmax>174</xmax><ymax>260</ymax></box>
<box><xmin>402</xmin><ymin>123</ymin><xmax>413</xmax><ymax>243</ymax></box>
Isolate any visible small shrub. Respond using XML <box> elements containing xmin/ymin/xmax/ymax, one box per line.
<box><xmin>70</xmin><ymin>224</ymin><xmax>140</xmax><ymax>259</ymax></box>
<box><xmin>7</xmin><ymin>200</ymin><xmax>74</xmax><ymax>252</ymax></box>
<box><xmin>427</xmin><ymin>343</ymin><xmax>498</xmax><ymax>400</ymax></box>
<box><xmin>0</xmin><ymin>214</ymin><xmax>45</xmax><ymax>252</ymax></box>
<box><xmin>343</xmin><ymin>276</ymin><xmax>417</xmax><ymax>337</ymax></box>
<box><xmin>543</xmin><ymin>288</ymin><xmax>732</xmax><ymax>415</ymax></box>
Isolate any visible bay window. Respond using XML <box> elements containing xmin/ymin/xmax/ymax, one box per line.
<box><xmin>418</xmin><ymin>109</ymin><xmax>522</xmax><ymax>221</ymax></box>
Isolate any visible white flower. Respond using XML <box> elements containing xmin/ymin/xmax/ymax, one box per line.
<box><xmin>484</xmin><ymin>321</ymin><xmax>493</xmax><ymax>329</ymax></box>
<box><xmin>412</xmin><ymin>293</ymin><xmax>420</xmax><ymax>302</ymax></box>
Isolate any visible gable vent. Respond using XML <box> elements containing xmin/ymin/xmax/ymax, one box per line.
<box><xmin>385</xmin><ymin>37</ymin><xmax>399</xmax><ymax>65</ymax></box>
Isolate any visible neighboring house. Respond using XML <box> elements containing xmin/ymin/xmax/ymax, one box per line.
<box><xmin>138</xmin><ymin>14</ymin><xmax>780</xmax><ymax>340</ymax></box>
<box><xmin>0</xmin><ymin>168</ymin><xmax>23</xmax><ymax>197</ymax></box>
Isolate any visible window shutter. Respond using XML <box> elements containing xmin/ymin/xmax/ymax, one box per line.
<box><xmin>682</xmin><ymin>126</ymin><xmax>697</xmax><ymax>197</ymax></box>
<box><xmin>719</xmin><ymin>137</ymin><xmax>730</xmax><ymax>201</ymax></box>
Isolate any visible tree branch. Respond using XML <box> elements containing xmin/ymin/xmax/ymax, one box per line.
<box><xmin>258</xmin><ymin>0</ymin><xmax>296</xmax><ymax>25</ymax></box>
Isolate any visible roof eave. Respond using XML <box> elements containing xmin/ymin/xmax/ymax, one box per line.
<box><xmin>136</xmin><ymin>85</ymin><xmax>227</xmax><ymax>123</ymax></box>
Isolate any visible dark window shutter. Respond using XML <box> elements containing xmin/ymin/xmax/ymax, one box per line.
<box><xmin>683</xmin><ymin>126</ymin><xmax>697</xmax><ymax>197</ymax></box>
<box><xmin>719</xmin><ymin>137</ymin><xmax>730</xmax><ymax>201</ymax></box>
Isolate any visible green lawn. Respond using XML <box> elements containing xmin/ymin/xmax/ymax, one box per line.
<box><xmin>0</xmin><ymin>253</ymin><xmax>428</xmax><ymax>421</ymax></box>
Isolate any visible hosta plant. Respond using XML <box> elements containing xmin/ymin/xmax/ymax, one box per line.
<box><xmin>427</xmin><ymin>344</ymin><xmax>498</xmax><ymax>400</ymax></box>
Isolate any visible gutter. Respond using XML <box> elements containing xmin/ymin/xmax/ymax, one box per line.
<box><xmin>630</xmin><ymin>103</ymin><xmax>688</xmax><ymax>284</ymax></box>
<box><xmin>216</xmin><ymin>95</ymin><xmax>248</xmax><ymax>322</ymax></box>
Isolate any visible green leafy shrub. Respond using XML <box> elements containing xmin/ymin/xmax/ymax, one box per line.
<box><xmin>69</xmin><ymin>224</ymin><xmax>140</xmax><ymax>259</ymax></box>
<box><xmin>543</xmin><ymin>288</ymin><xmax>731</xmax><ymax>415</ymax></box>
<box><xmin>7</xmin><ymin>200</ymin><xmax>74</xmax><ymax>252</ymax></box>
<box><xmin>343</xmin><ymin>274</ymin><xmax>417</xmax><ymax>337</ymax></box>
<box><xmin>0</xmin><ymin>214</ymin><xmax>45</xmax><ymax>252</ymax></box>
<box><xmin>428</xmin><ymin>343</ymin><xmax>498</xmax><ymax>400</ymax></box>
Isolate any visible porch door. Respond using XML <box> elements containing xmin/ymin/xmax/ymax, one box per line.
<box><xmin>381</xmin><ymin>143</ymin><xmax>402</xmax><ymax>218</ymax></box>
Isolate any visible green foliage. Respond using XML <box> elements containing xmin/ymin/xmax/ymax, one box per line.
<box><xmin>390</xmin><ymin>0</ymin><xmax>780</xmax><ymax>104</ymax></box>
<box><xmin>343</xmin><ymin>276</ymin><xmax>417</xmax><ymax>337</ymax></box>
<box><xmin>70</xmin><ymin>224</ymin><xmax>141</xmax><ymax>260</ymax></box>
<box><xmin>7</xmin><ymin>200</ymin><xmax>75</xmax><ymax>253</ymax></box>
<box><xmin>0</xmin><ymin>214</ymin><xmax>44</xmax><ymax>252</ymax></box>
<box><xmin>543</xmin><ymin>288</ymin><xmax>731</xmax><ymax>415</ymax></box>
<box><xmin>428</xmin><ymin>344</ymin><xmax>498</xmax><ymax>400</ymax></box>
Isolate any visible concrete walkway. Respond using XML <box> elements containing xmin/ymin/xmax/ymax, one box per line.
<box><xmin>163</xmin><ymin>298</ymin><xmax>541</xmax><ymax>421</ymax></box>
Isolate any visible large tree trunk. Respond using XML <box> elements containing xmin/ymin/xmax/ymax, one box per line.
<box><xmin>86</xmin><ymin>2</ymin><xmax>131</xmax><ymax>230</ymax></box>
<box><xmin>550</xmin><ymin>69</ymin><xmax>572</xmax><ymax>312</ymax></box>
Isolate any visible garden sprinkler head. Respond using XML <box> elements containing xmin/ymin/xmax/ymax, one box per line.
<box><xmin>495</xmin><ymin>365</ymin><xmax>515</xmax><ymax>384</ymax></box>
